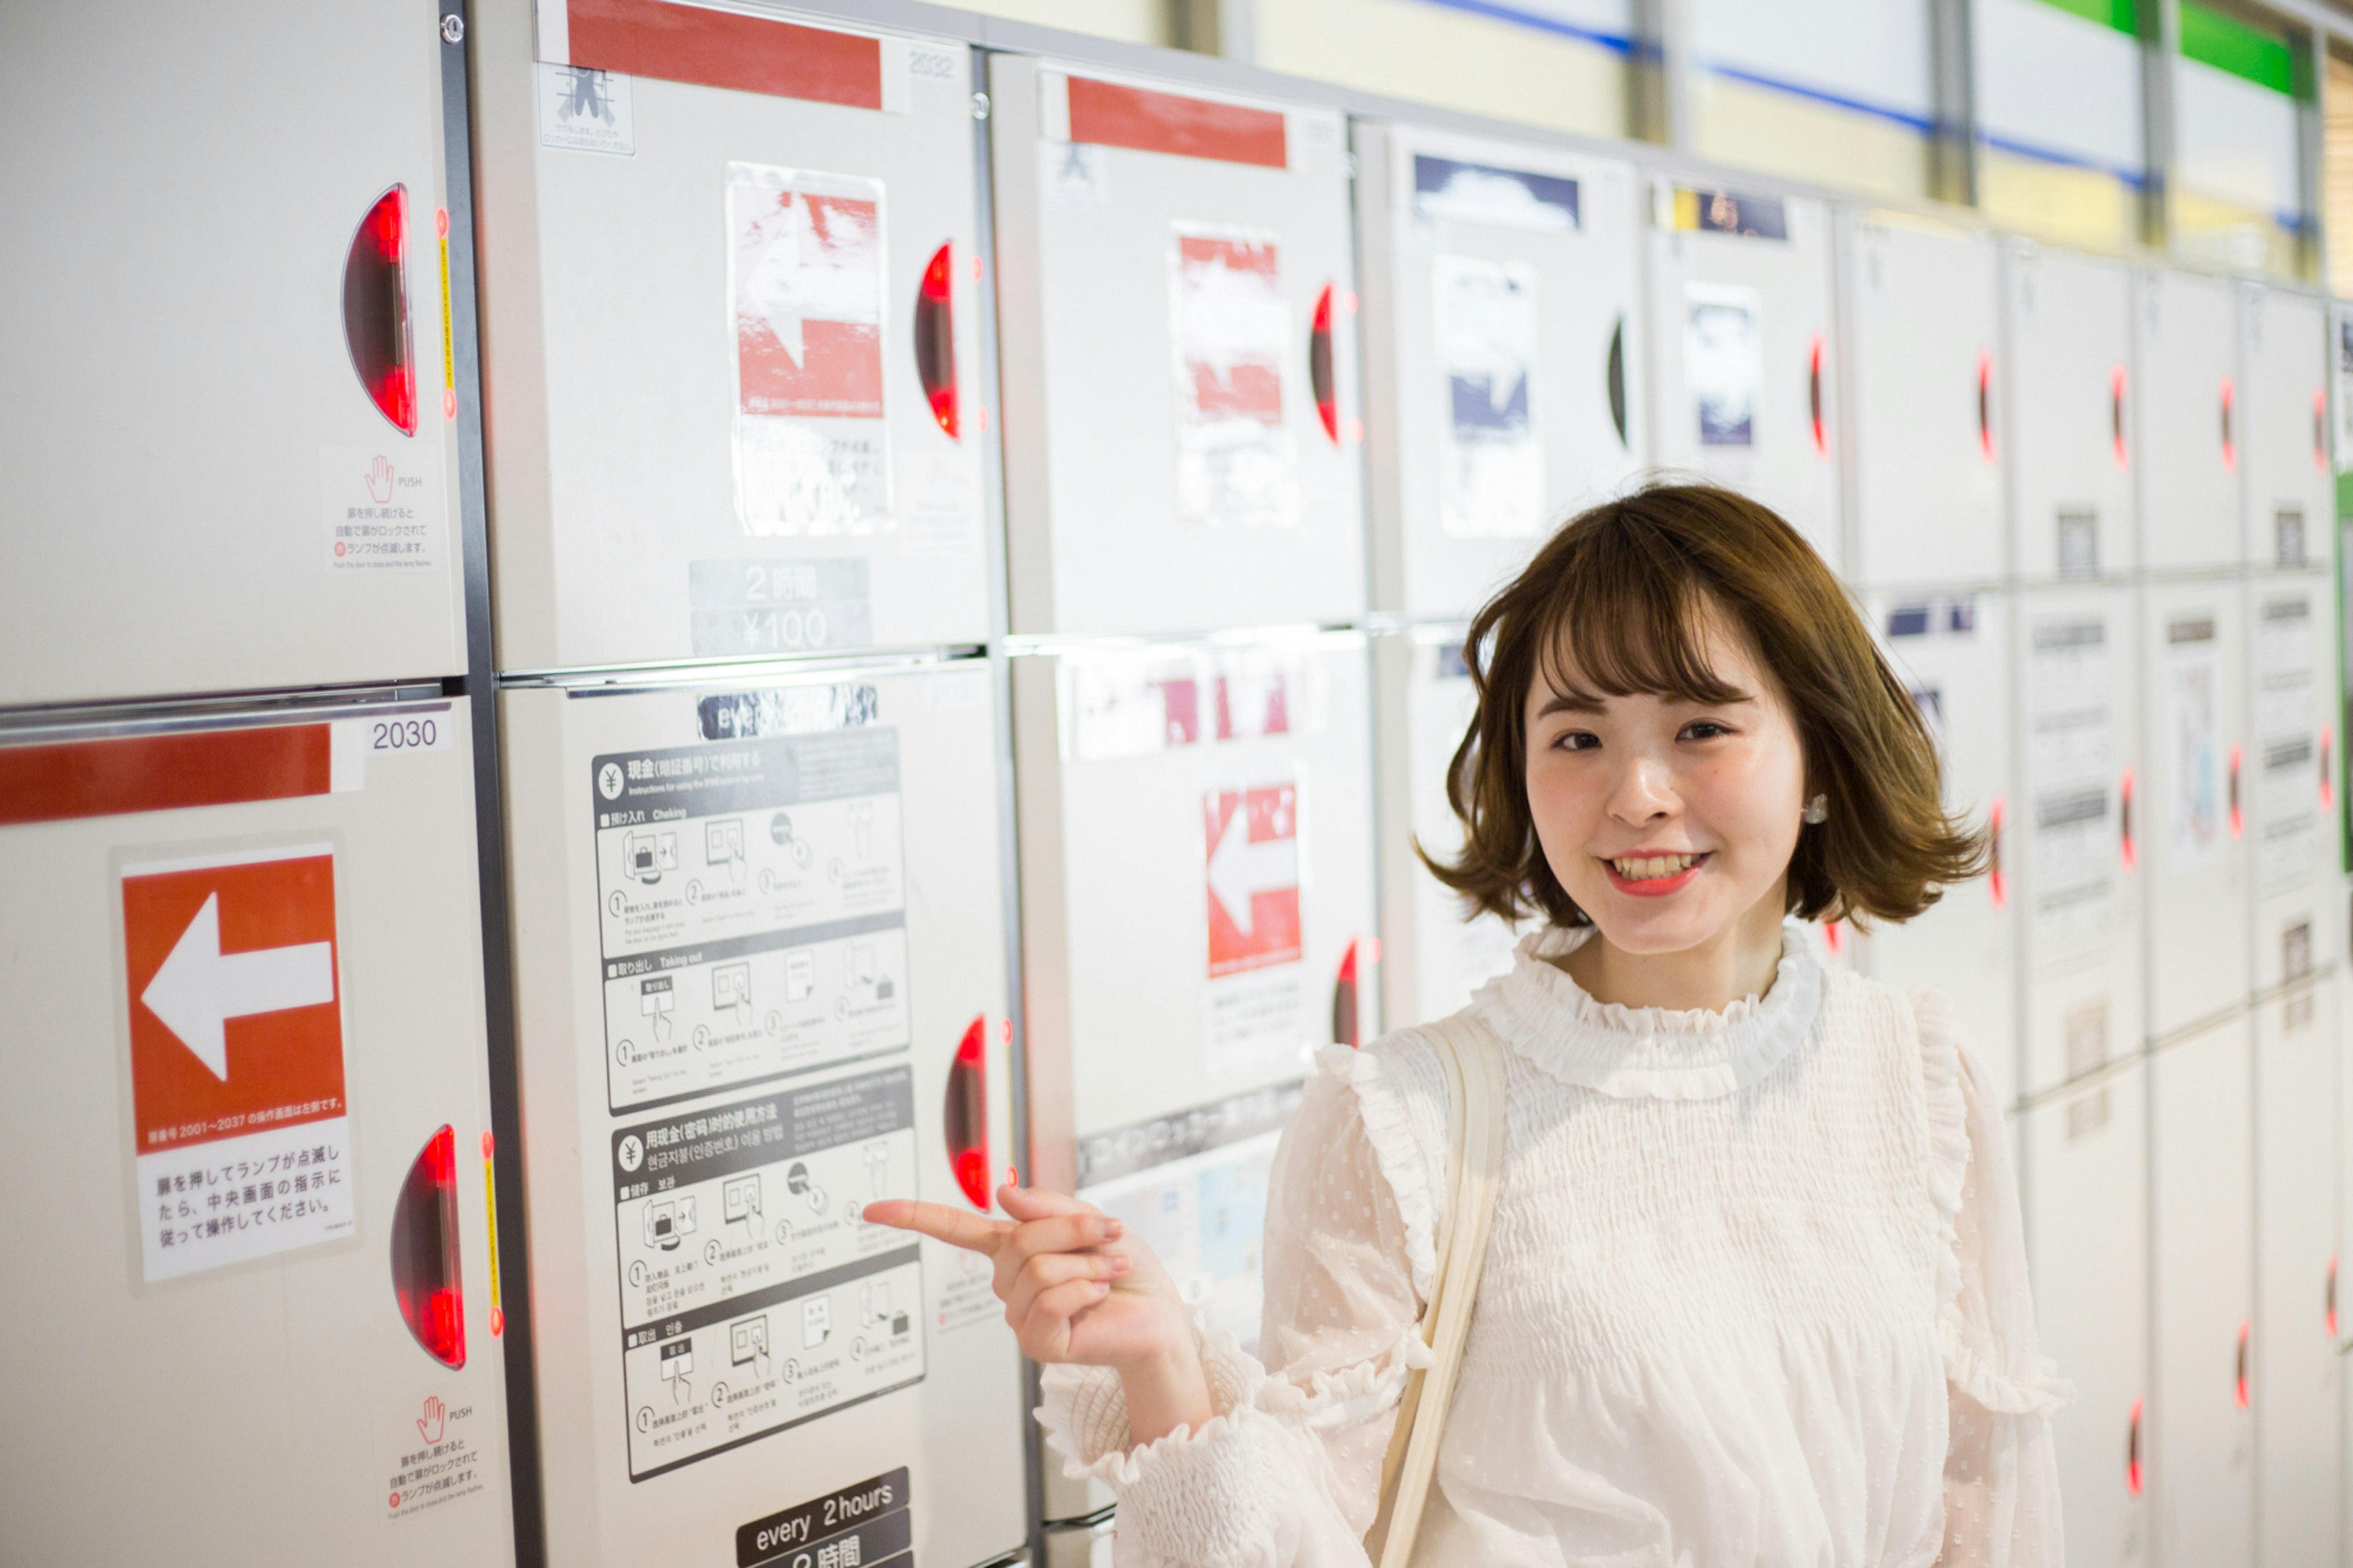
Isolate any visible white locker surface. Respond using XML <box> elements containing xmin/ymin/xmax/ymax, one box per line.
<box><xmin>0</xmin><ymin>0</ymin><xmax>468</xmax><ymax>705</ymax></box>
<box><xmin>1373</xmin><ymin>629</ymin><xmax>1520</xmax><ymax>1032</ymax></box>
<box><xmin>2240</xmin><ymin>287</ymin><xmax>2332</xmax><ymax>572</ymax></box>
<box><xmin>2023</xmin><ymin>1066</ymin><xmax>2148</xmax><ymax>1568</ymax></box>
<box><xmin>2001</xmin><ymin>243</ymin><xmax>2136</xmax><ymax>580</ymax></box>
<box><xmin>2255</xmin><ymin>979</ymin><xmax>2341</xmax><ymax>1567</ymax></box>
<box><xmin>472</xmin><ymin>0</ymin><xmax>992</xmax><ymax>670</ymax></box>
<box><xmin>1645</xmin><ymin>181</ymin><xmax>1842</xmax><ymax>570</ymax></box>
<box><xmin>1355</xmin><ymin>123</ymin><xmax>1647</xmax><ymax>619</ymax></box>
<box><xmin>2250</xmin><ymin>574</ymin><xmax>2343</xmax><ymax>990</ymax></box>
<box><xmin>2135</xmin><ymin>268</ymin><xmax>2243</xmax><ymax>572</ymax></box>
<box><xmin>499</xmin><ymin>661</ymin><xmax>1025</xmax><ymax>1568</ymax></box>
<box><xmin>1863</xmin><ymin>591</ymin><xmax>2017</xmax><ymax>1108</ymax></box>
<box><xmin>1841</xmin><ymin>214</ymin><xmax>2006</xmax><ymax>588</ymax></box>
<box><xmin>2150</xmin><ymin>1012</ymin><xmax>2255</xmax><ymax>1568</ymax></box>
<box><xmin>991</xmin><ymin>55</ymin><xmax>1367</xmax><ymax>637</ymax></box>
<box><xmin>2015</xmin><ymin>586</ymin><xmax>2142</xmax><ymax>1097</ymax></box>
<box><xmin>0</xmin><ymin>702</ymin><xmax>512</xmax><ymax>1565</ymax></box>
<box><xmin>1013</xmin><ymin>631</ymin><xmax>1377</xmax><ymax>1189</ymax></box>
<box><xmin>2142</xmin><ymin>580</ymin><xmax>2250</xmax><ymax>1037</ymax></box>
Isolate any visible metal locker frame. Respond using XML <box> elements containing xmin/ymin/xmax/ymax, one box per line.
<box><xmin>1863</xmin><ymin>588</ymin><xmax>2018</xmax><ymax>1110</ymax></box>
<box><xmin>2014</xmin><ymin>584</ymin><xmax>2143</xmax><ymax>1100</ymax></box>
<box><xmin>470</xmin><ymin>0</ymin><xmax>996</xmax><ymax>673</ymax></box>
<box><xmin>1353</xmin><ymin>121</ymin><xmax>1648</xmax><ymax>620</ymax></box>
<box><xmin>2149</xmin><ymin>1009</ymin><xmax>2256</xmax><ymax>1568</ymax></box>
<box><xmin>0</xmin><ymin>697</ymin><xmax>515</xmax><ymax>1566</ymax></box>
<box><xmin>2135</xmin><ymin>268</ymin><xmax>2243</xmax><ymax>575</ymax></box>
<box><xmin>0</xmin><ymin>0</ymin><xmax>470</xmax><ymax>706</ymax></box>
<box><xmin>1838</xmin><ymin>212</ymin><xmax>2007</xmax><ymax>590</ymax></box>
<box><xmin>2141</xmin><ymin>578</ymin><xmax>2251</xmax><ymax>1039</ymax></box>
<box><xmin>2238</xmin><ymin>286</ymin><xmax>2332</xmax><ymax>575</ymax></box>
<box><xmin>988</xmin><ymin>52</ymin><xmax>1367</xmax><ymax>638</ymax></box>
<box><xmin>496</xmin><ymin>659</ymin><xmax>1028</xmax><ymax>1568</ymax></box>
<box><xmin>1999</xmin><ymin>241</ymin><xmax>2137</xmax><ymax>583</ymax></box>
<box><xmin>2021</xmin><ymin>1062</ymin><xmax>2149</xmax><ymax>1568</ymax></box>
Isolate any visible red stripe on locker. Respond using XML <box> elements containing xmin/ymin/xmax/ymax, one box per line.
<box><xmin>1066</xmin><ymin>77</ymin><xmax>1287</xmax><ymax>169</ymax></box>
<box><xmin>566</xmin><ymin>0</ymin><xmax>883</xmax><ymax>110</ymax></box>
<box><xmin>0</xmin><ymin>725</ymin><xmax>331</xmax><ymax>826</ymax></box>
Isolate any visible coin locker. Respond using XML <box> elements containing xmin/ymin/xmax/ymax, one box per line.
<box><xmin>2150</xmin><ymin>1010</ymin><xmax>2255</xmax><ymax>1568</ymax></box>
<box><xmin>989</xmin><ymin>55</ymin><xmax>1366</xmax><ymax>637</ymax></box>
<box><xmin>1862</xmin><ymin>591</ymin><xmax>2017</xmax><ymax>1108</ymax></box>
<box><xmin>2014</xmin><ymin>586</ymin><xmax>2142</xmax><ymax>1099</ymax></box>
<box><xmin>1645</xmin><ymin>181</ymin><xmax>1842</xmax><ymax>570</ymax></box>
<box><xmin>1999</xmin><ymin>242</ymin><xmax>2136</xmax><ymax>581</ymax></box>
<box><xmin>497</xmin><ymin>659</ymin><xmax>1026</xmax><ymax>1568</ymax></box>
<box><xmin>0</xmin><ymin>701</ymin><xmax>513</xmax><ymax>1566</ymax></box>
<box><xmin>1354</xmin><ymin>123</ymin><xmax>1648</xmax><ymax>618</ymax></box>
<box><xmin>2239</xmin><ymin>286</ymin><xmax>2331</xmax><ymax>573</ymax></box>
<box><xmin>472</xmin><ymin>0</ymin><xmax>993</xmax><ymax>670</ymax></box>
<box><xmin>2249</xmin><ymin>574</ymin><xmax>2343</xmax><ymax>991</ymax></box>
<box><xmin>2142</xmin><ymin>580</ymin><xmax>2250</xmax><ymax>1037</ymax></box>
<box><xmin>2135</xmin><ymin>268</ymin><xmax>2243</xmax><ymax>573</ymax></box>
<box><xmin>0</xmin><ymin>0</ymin><xmax>468</xmax><ymax>706</ymax></box>
<box><xmin>1840</xmin><ymin>214</ymin><xmax>2006</xmax><ymax>588</ymax></box>
<box><xmin>2021</xmin><ymin>1063</ymin><xmax>2148</xmax><ymax>1568</ymax></box>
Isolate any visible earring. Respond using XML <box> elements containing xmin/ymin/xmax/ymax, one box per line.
<box><xmin>1802</xmin><ymin>794</ymin><xmax>1828</xmax><ymax>824</ymax></box>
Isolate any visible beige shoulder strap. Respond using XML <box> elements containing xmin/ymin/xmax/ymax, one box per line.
<box><xmin>1363</xmin><ymin>1013</ymin><xmax>1508</xmax><ymax>1568</ymax></box>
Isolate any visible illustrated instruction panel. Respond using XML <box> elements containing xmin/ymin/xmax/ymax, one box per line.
<box><xmin>592</xmin><ymin>729</ymin><xmax>910</xmax><ymax>1111</ymax></box>
<box><xmin>2024</xmin><ymin>613</ymin><xmax>2117</xmax><ymax>968</ymax></box>
<box><xmin>612</xmin><ymin>1066</ymin><xmax>923</xmax><ymax>1479</ymax></box>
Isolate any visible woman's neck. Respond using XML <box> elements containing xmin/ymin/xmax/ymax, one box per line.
<box><xmin>1558</xmin><ymin>885</ymin><xmax>1789</xmax><ymax>1012</ymax></box>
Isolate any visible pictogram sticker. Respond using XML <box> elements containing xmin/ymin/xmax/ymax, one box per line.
<box><xmin>1205</xmin><ymin>782</ymin><xmax>1301</xmax><ymax>976</ymax></box>
<box><xmin>121</xmin><ymin>843</ymin><xmax>354</xmax><ymax>1282</ymax></box>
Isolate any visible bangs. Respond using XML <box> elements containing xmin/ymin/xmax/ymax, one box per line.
<box><xmin>1527</xmin><ymin>523</ymin><xmax>1749</xmax><ymax>708</ymax></box>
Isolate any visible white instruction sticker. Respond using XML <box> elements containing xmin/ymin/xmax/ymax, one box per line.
<box><xmin>1434</xmin><ymin>254</ymin><xmax>1542</xmax><ymax>539</ymax></box>
<box><xmin>320</xmin><ymin>445</ymin><xmax>444</xmax><ymax>572</ymax></box>
<box><xmin>537</xmin><ymin>63</ymin><xmax>634</xmax><ymax>156</ymax></box>
<box><xmin>1170</xmin><ymin>223</ymin><xmax>1297</xmax><ymax>529</ymax></box>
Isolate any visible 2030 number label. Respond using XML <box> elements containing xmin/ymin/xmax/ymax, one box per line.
<box><xmin>370</xmin><ymin>717</ymin><xmax>442</xmax><ymax>752</ymax></box>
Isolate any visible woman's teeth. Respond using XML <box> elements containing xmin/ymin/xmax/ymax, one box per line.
<box><xmin>1610</xmin><ymin>853</ymin><xmax>1700</xmax><ymax>881</ymax></box>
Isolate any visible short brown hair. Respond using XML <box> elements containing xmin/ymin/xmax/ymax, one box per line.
<box><xmin>1425</xmin><ymin>483</ymin><xmax>1987</xmax><ymax>928</ymax></box>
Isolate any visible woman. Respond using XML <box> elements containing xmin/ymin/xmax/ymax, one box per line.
<box><xmin>873</xmin><ymin>484</ymin><xmax>2067</xmax><ymax>1565</ymax></box>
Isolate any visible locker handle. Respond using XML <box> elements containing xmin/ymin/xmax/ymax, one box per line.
<box><xmin>1986</xmin><ymin>797</ymin><xmax>2006</xmax><ymax>908</ymax></box>
<box><xmin>2110</xmin><ymin>364</ymin><xmax>2128</xmax><ymax>469</ymax></box>
<box><xmin>2322</xmin><ymin>727</ymin><xmax>2336</xmax><ymax>809</ymax></box>
<box><xmin>914</xmin><ymin>243</ymin><xmax>958</xmax><ymax>439</ymax></box>
<box><xmin>2235</xmin><ymin>1320</ymin><xmax>2251</xmax><ymax>1409</ymax></box>
<box><xmin>2126</xmin><ymin>1398</ymin><xmax>2143</xmax><ymax>1496</ymax></box>
<box><xmin>343</xmin><ymin>184</ymin><xmax>417</xmax><ymax>437</ymax></box>
<box><xmin>1333</xmin><ymin>937</ymin><xmax>1362</xmax><ymax>1050</ymax></box>
<box><xmin>2316</xmin><ymin>388</ymin><xmax>2329</xmax><ymax>473</ymax></box>
<box><xmin>1976</xmin><ymin>352</ymin><xmax>1995</xmax><ymax>464</ymax></box>
<box><xmin>390</xmin><ymin>1124</ymin><xmax>466</xmax><ymax>1369</ymax></box>
<box><xmin>1605</xmin><ymin>316</ymin><xmax>1628</xmax><ymax>449</ymax></box>
<box><xmin>2119</xmin><ymin>767</ymin><xmax>2135</xmax><ymax>869</ymax></box>
<box><xmin>1808</xmin><ymin>334</ymin><xmax>1827</xmax><ymax>456</ymax></box>
<box><xmin>1310</xmin><ymin>285</ymin><xmax>1340</xmax><ymax>444</ymax></box>
<box><xmin>2221</xmin><ymin>377</ymin><xmax>2237</xmax><ymax>471</ymax></box>
<box><xmin>943</xmin><ymin>1016</ymin><xmax>990</xmax><ymax>1210</ymax></box>
<box><xmin>2228</xmin><ymin>743</ymin><xmax>2243</xmax><ymax>839</ymax></box>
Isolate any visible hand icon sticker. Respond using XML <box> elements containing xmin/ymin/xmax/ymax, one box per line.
<box><xmin>365</xmin><ymin>455</ymin><xmax>397</xmax><ymax>504</ymax></box>
<box><xmin>416</xmin><ymin>1394</ymin><xmax>447</xmax><ymax>1445</ymax></box>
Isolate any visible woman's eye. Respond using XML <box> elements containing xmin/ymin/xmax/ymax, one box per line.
<box><xmin>1680</xmin><ymin>721</ymin><xmax>1730</xmax><ymax>741</ymax></box>
<box><xmin>1553</xmin><ymin>730</ymin><xmax>1599</xmax><ymax>752</ymax></box>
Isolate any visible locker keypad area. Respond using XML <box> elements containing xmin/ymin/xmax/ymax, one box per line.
<box><xmin>0</xmin><ymin>1</ymin><xmax>2346</xmax><ymax>1566</ymax></box>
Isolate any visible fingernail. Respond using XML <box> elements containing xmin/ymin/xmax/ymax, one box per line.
<box><xmin>1104</xmin><ymin>1218</ymin><xmax>1124</xmax><ymax>1238</ymax></box>
<box><xmin>1092</xmin><ymin>1282</ymin><xmax>1111</xmax><ymax>1298</ymax></box>
<box><xmin>1109</xmin><ymin>1256</ymin><xmax>1132</xmax><ymax>1274</ymax></box>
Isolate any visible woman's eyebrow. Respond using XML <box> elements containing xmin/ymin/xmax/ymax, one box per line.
<box><xmin>1534</xmin><ymin>688</ymin><xmax>1607</xmax><ymax>718</ymax></box>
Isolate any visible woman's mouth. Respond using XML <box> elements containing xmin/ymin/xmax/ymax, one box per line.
<box><xmin>1601</xmin><ymin>851</ymin><xmax>1710</xmax><ymax>896</ymax></box>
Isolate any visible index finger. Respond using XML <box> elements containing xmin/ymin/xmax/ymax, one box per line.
<box><xmin>862</xmin><ymin>1198</ymin><xmax>1012</xmax><ymax>1256</ymax></box>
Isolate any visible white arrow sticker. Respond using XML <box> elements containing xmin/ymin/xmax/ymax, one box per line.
<box><xmin>140</xmin><ymin>893</ymin><xmax>336</xmax><ymax>1080</ymax></box>
<box><xmin>1207</xmin><ymin>803</ymin><xmax>1297</xmax><ymax>938</ymax></box>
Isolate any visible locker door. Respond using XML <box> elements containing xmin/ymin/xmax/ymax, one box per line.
<box><xmin>0</xmin><ymin>0</ymin><xmax>468</xmax><ymax>704</ymax></box>
<box><xmin>2142</xmin><ymin>581</ymin><xmax>2250</xmax><ymax>1036</ymax></box>
<box><xmin>2023</xmin><ymin>1065</ymin><xmax>2149</xmax><ymax>1568</ymax></box>
<box><xmin>1373</xmin><ymin>629</ymin><xmax>1520</xmax><ymax>1032</ymax></box>
<box><xmin>2255</xmin><ymin>979</ymin><xmax>2341</xmax><ymax>1566</ymax></box>
<box><xmin>1645</xmin><ymin>181</ymin><xmax>1841</xmax><ymax>570</ymax></box>
<box><xmin>991</xmin><ymin>55</ymin><xmax>1366</xmax><ymax>637</ymax></box>
<box><xmin>2135</xmin><ymin>269</ymin><xmax>2242</xmax><ymax>572</ymax></box>
<box><xmin>0</xmin><ymin>702</ymin><xmax>512</xmax><ymax>1565</ymax></box>
<box><xmin>2150</xmin><ymin>1011</ymin><xmax>2254</xmax><ymax>1568</ymax></box>
<box><xmin>1841</xmin><ymin>214</ymin><xmax>2006</xmax><ymax>588</ymax></box>
<box><xmin>2003</xmin><ymin>243</ymin><xmax>2136</xmax><ymax>580</ymax></box>
<box><xmin>471</xmin><ymin>0</ymin><xmax>991</xmax><ymax>670</ymax></box>
<box><xmin>2251</xmin><ymin>574</ymin><xmax>2343</xmax><ymax>990</ymax></box>
<box><xmin>1354</xmin><ymin>123</ymin><xmax>1647</xmax><ymax>619</ymax></box>
<box><xmin>2017</xmin><ymin>586</ymin><xmax>2143</xmax><ymax>1097</ymax></box>
<box><xmin>499</xmin><ymin>661</ymin><xmax>1025</xmax><ymax>1568</ymax></box>
<box><xmin>1864</xmin><ymin>591</ymin><xmax>2018</xmax><ymax>1108</ymax></box>
<box><xmin>2240</xmin><ymin>287</ymin><xmax>2331</xmax><ymax>572</ymax></box>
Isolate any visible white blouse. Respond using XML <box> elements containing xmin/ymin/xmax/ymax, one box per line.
<box><xmin>1039</xmin><ymin>920</ymin><xmax>2069</xmax><ymax>1567</ymax></box>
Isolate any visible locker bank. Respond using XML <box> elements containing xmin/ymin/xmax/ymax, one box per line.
<box><xmin>9</xmin><ymin>0</ymin><xmax>2353</xmax><ymax>1561</ymax></box>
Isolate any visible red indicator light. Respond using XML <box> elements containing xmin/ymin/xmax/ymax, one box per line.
<box><xmin>2126</xmin><ymin>1398</ymin><xmax>2143</xmax><ymax>1495</ymax></box>
<box><xmin>2327</xmin><ymin>1256</ymin><xmax>2340</xmax><ymax>1339</ymax></box>
<box><xmin>343</xmin><ymin>185</ymin><xmax>417</xmax><ymax>436</ymax></box>
<box><xmin>2323</xmin><ymin>728</ymin><xmax>2336</xmax><ymax>809</ymax></box>
<box><xmin>480</xmin><ymin>1130</ymin><xmax>494</xmax><ymax>1160</ymax></box>
<box><xmin>2221</xmin><ymin>378</ymin><xmax>2236</xmax><ymax>471</ymax></box>
<box><xmin>490</xmin><ymin>1305</ymin><xmax>506</xmax><ymax>1338</ymax></box>
<box><xmin>2317</xmin><ymin>389</ymin><xmax>2329</xmax><ymax>472</ymax></box>
<box><xmin>1310</xmin><ymin>285</ymin><xmax>1339</xmax><ymax>444</ymax></box>
<box><xmin>970</xmin><ymin>253</ymin><xmax>983</xmax><ymax>282</ymax></box>
<box><xmin>914</xmin><ymin>243</ymin><xmax>958</xmax><ymax>439</ymax></box>
<box><xmin>2118</xmin><ymin>767</ymin><xmax>2135</xmax><ymax>869</ymax></box>
<box><xmin>1332</xmin><ymin>937</ymin><xmax>1361</xmax><ymax>1049</ymax></box>
<box><xmin>2228</xmin><ymin>743</ymin><xmax>2243</xmax><ymax>838</ymax></box>
<box><xmin>1339</xmin><ymin>290</ymin><xmax>1357</xmax><ymax>314</ymax></box>
<box><xmin>944</xmin><ymin>1015</ymin><xmax>990</xmax><ymax>1210</ymax></box>
<box><xmin>1365</xmin><ymin>937</ymin><xmax>1382</xmax><ymax>965</ymax></box>
<box><xmin>436</xmin><ymin>206</ymin><xmax>449</xmax><ymax>240</ymax></box>
<box><xmin>1986</xmin><ymin>797</ymin><xmax>2006</xmax><ymax>908</ymax></box>
<box><xmin>1976</xmin><ymin>352</ymin><xmax>1995</xmax><ymax>463</ymax></box>
<box><xmin>2236</xmin><ymin>1320</ymin><xmax>2251</xmax><ymax>1408</ymax></box>
<box><xmin>1808</xmin><ymin>335</ymin><xmax>1827</xmax><ymax>456</ymax></box>
<box><xmin>2110</xmin><ymin>365</ymin><xmax>2127</xmax><ymax>468</ymax></box>
<box><xmin>390</xmin><ymin>1124</ymin><xmax>466</xmax><ymax>1369</ymax></box>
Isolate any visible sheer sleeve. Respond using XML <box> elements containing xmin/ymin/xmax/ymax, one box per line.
<box><xmin>1919</xmin><ymin>994</ymin><xmax>2072</xmax><ymax>1567</ymax></box>
<box><xmin>1034</xmin><ymin>1041</ymin><xmax>1439</xmax><ymax>1568</ymax></box>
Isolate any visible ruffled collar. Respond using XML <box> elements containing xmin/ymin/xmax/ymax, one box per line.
<box><xmin>1470</xmin><ymin>919</ymin><xmax>1823</xmax><ymax>1100</ymax></box>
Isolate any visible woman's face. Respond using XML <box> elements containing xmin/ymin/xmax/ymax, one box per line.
<box><xmin>1521</xmin><ymin>600</ymin><xmax>1808</xmax><ymax>955</ymax></box>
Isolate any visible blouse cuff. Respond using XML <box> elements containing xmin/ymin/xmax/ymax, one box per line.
<box><xmin>1317</xmin><ymin>1042</ymin><xmax>1438</xmax><ymax>1301</ymax></box>
<box><xmin>1941</xmin><ymin>1315</ymin><xmax>2074</xmax><ymax>1417</ymax></box>
<box><xmin>1036</xmin><ymin>1317</ymin><xmax>1268</xmax><ymax>1479</ymax></box>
